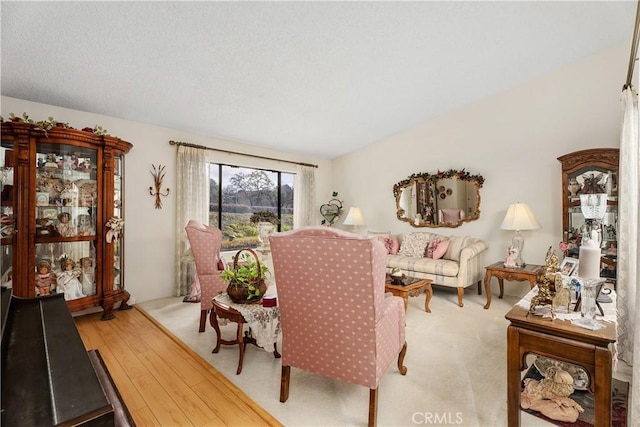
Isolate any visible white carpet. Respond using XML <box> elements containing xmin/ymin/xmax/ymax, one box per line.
<box><xmin>139</xmin><ymin>287</ymin><xmax>559</xmax><ymax>427</ymax></box>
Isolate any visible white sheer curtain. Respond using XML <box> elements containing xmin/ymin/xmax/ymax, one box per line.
<box><xmin>293</xmin><ymin>165</ymin><xmax>316</xmax><ymax>228</ymax></box>
<box><xmin>617</xmin><ymin>87</ymin><xmax>640</xmax><ymax>424</ymax></box>
<box><xmin>175</xmin><ymin>146</ymin><xmax>209</xmax><ymax>296</ymax></box>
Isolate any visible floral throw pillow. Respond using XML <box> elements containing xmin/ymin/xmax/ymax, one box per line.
<box><xmin>378</xmin><ymin>236</ymin><xmax>400</xmax><ymax>254</ymax></box>
<box><xmin>398</xmin><ymin>233</ymin><xmax>432</xmax><ymax>258</ymax></box>
<box><xmin>426</xmin><ymin>238</ymin><xmax>450</xmax><ymax>260</ymax></box>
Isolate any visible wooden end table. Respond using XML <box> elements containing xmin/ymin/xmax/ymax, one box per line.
<box><xmin>483</xmin><ymin>262</ymin><xmax>543</xmax><ymax>309</ymax></box>
<box><xmin>385</xmin><ymin>277</ymin><xmax>432</xmax><ymax>313</ymax></box>
<box><xmin>211</xmin><ymin>296</ymin><xmax>281</xmax><ymax>375</ymax></box>
<box><xmin>505</xmin><ymin>305</ymin><xmax>616</xmax><ymax>426</ymax></box>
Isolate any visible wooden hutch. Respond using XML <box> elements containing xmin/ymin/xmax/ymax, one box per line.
<box><xmin>557</xmin><ymin>148</ymin><xmax>619</xmax><ymax>284</ymax></box>
<box><xmin>1</xmin><ymin>120</ymin><xmax>132</xmax><ymax>319</ymax></box>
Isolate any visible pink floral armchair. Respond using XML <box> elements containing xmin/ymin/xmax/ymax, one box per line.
<box><xmin>185</xmin><ymin>220</ymin><xmax>226</xmax><ymax>332</ymax></box>
<box><xmin>269</xmin><ymin>227</ymin><xmax>407</xmax><ymax>427</ymax></box>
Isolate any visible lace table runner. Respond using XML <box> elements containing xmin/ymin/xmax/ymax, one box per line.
<box><xmin>515</xmin><ymin>285</ymin><xmax>617</xmax><ymax>323</ymax></box>
<box><xmin>213</xmin><ymin>293</ymin><xmax>281</xmax><ymax>351</ymax></box>
<box><xmin>515</xmin><ymin>285</ymin><xmax>619</xmax><ymax>370</ymax></box>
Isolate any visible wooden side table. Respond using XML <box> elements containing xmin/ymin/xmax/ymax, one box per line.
<box><xmin>211</xmin><ymin>296</ymin><xmax>281</xmax><ymax>375</ymax></box>
<box><xmin>483</xmin><ymin>262</ymin><xmax>543</xmax><ymax>309</ymax></box>
<box><xmin>505</xmin><ymin>305</ymin><xmax>616</xmax><ymax>426</ymax></box>
<box><xmin>385</xmin><ymin>277</ymin><xmax>432</xmax><ymax>313</ymax></box>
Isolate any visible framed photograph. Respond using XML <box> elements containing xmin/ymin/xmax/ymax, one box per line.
<box><xmin>41</xmin><ymin>208</ymin><xmax>58</xmax><ymax>219</ymax></box>
<box><xmin>559</xmin><ymin>257</ymin><xmax>578</xmax><ymax>276</ymax></box>
<box><xmin>570</xmin><ymin>261</ymin><xmax>580</xmax><ymax>276</ymax></box>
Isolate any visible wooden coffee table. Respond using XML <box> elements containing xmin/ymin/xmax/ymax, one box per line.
<box><xmin>385</xmin><ymin>276</ymin><xmax>432</xmax><ymax>313</ymax></box>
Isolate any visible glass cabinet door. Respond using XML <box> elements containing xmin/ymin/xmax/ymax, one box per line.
<box><xmin>564</xmin><ymin>166</ymin><xmax>617</xmax><ymax>257</ymax></box>
<box><xmin>113</xmin><ymin>154</ymin><xmax>123</xmax><ymax>290</ymax></box>
<box><xmin>1</xmin><ymin>144</ymin><xmax>14</xmax><ymax>289</ymax></box>
<box><xmin>35</xmin><ymin>142</ymin><xmax>98</xmax><ymax>299</ymax></box>
<box><xmin>559</xmin><ymin>148</ymin><xmax>619</xmax><ymax>284</ymax></box>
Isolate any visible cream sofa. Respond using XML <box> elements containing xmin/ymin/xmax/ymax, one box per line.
<box><xmin>384</xmin><ymin>232</ymin><xmax>489</xmax><ymax>307</ymax></box>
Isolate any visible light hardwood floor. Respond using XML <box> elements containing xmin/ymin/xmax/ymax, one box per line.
<box><xmin>75</xmin><ymin>306</ymin><xmax>282</xmax><ymax>427</ymax></box>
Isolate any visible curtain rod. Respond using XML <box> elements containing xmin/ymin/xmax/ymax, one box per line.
<box><xmin>169</xmin><ymin>140</ymin><xmax>318</xmax><ymax>168</ymax></box>
<box><xmin>624</xmin><ymin>0</ymin><xmax>640</xmax><ymax>90</ymax></box>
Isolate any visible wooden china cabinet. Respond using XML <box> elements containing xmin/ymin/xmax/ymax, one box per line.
<box><xmin>557</xmin><ymin>148</ymin><xmax>619</xmax><ymax>284</ymax></box>
<box><xmin>1</xmin><ymin>120</ymin><xmax>132</xmax><ymax>319</ymax></box>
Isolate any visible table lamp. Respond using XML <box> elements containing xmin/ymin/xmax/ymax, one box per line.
<box><xmin>343</xmin><ymin>207</ymin><xmax>365</xmax><ymax>233</ymax></box>
<box><xmin>500</xmin><ymin>202</ymin><xmax>541</xmax><ymax>268</ymax></box>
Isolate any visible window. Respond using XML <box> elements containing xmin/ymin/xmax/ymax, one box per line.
<box><xmin>209</xmin><ymin>164</ymin><xmax>294</xmax><ymax>252</ymax></box>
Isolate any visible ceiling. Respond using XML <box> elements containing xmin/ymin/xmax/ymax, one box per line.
<box><xmin>1</xmin><ymin>1</ymin><xmax>635</xmax><ymax>159</ymax></box>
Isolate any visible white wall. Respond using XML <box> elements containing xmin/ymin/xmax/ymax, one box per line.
<box><xmin>332</xmin><ymin>43</ymin><xmax>626</xmax><ymax>297</ymax></box>
<box><xmin>1</xmin><ymin>97</ymin><xmax>332</xmax><ymax>302</ymax></box>
<box><xmin>2</xmin><ymin>42</ymin><xmax>626</xmax><ymax>302</ymax></box>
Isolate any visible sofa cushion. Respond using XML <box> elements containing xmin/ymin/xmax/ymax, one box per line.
<box><xmin>398</xmin><ymin>232</ymin><xmax>433</xmax><ymax>258</ymax></box>
<box><xmin>426</xmin><ymin>238</ymin><xmax>450</xmax><ymax>260</ymax></box>
<box><xmin>377</xmin><ymin>236</ymin><xmax>400</xmax><ymax>255</ymax></box>
<box><xmin>387</xmin><ymin>255</ymin><xmax>459</xmax><ymax>277</ymax></box>
<box><xmin>443</xmin><ymin>235</ymin><xmax>470</xmax><ymax>262</ymax></box>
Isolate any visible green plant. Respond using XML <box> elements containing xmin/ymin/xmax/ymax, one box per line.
<box><xmin>221</xmin><ymin>251</ymin><xmax>269</xmax><ymax>300</ymax></box>
<box><xmin>250</xmin><ymin>210</ymin><xmax>279</xmax><ymax>225</ymax></box>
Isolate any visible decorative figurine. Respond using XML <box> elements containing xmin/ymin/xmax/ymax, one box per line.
<box><xmin>76</xmin><ymin>214</ymin><xmax>95</xmax><ymax>236</ymax></box>
<box><xmin>579</xmin><ymin>173</ymin><xmax>606</xmax><ymax>194</ymax></box>
<box><xmin>43</xmin><ymin>153</ymin><xmax>59</xmax><ymax>168</ymax></box>
<box><xmin>567</xmin><ymin>177</ymin><xmax>581</xmax><ymax>197</ymax></box>
<box><xmin>56</xmin><ymin>212</ymin><xmax>75</xmax><ymax>237</ymax></box>
<box><xmin>79</xmin><ymin>257</ymin><xmax>95</xmax><ymax>296</ymax></box>
<box><xmin>60</xmin><ymin>181</ymin><xmax>79</xmax><ymax>206</ymax></box>
<box><xmin>504</xmin><ymin>246</ymin><xmax>518</xmax><ymax>268</ymax></box>
<box><xmin>57</xmin><ymin>257</ymin><xmax>85</xmax><ymax>301</ymax></box>
<box><xmin>521</xmin><ymin>366</ymin><xmax>584</xmax><ymax>422</ymax></box>
<box><xmin>528</xmin><ymin>247</ymin><xmax>561</xmax><ymax>316</ymax></box>
<box><xmin>35</xmin><ymin>261</ymin><xmax>55</xmax><ymax>296</ymax></box>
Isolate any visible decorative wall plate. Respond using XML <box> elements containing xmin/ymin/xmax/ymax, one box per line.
<box><xmin>320</xmin><ymin>201</ymin><xmax>341</xmax><ymax>224</ymax></box>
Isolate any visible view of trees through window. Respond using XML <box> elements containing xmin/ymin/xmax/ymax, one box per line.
<box><xmin>209</xmin><ymin>164</ymin><xmax>294</xmax><ymax>252</ymax></box>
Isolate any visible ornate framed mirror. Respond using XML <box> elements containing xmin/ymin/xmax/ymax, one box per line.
<box><xmin>393</xmin><ymin>169</ymin><xmax>484</xmax><ymax>228</ymax></box>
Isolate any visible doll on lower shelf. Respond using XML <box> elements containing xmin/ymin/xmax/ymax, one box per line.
<box><xmin>79</xmin><ymin>257</ymin><xmax>96</xmax><ymax>296</ymax></box>
<box><xmin>35</xmin><ymin>260</ymin><xmax>55</xmax><ymax>296</ymax></box>
<box><xmin>57</xmin><ymin>257</ymin><xmax>85</xmax><ymax>301</ymax></box>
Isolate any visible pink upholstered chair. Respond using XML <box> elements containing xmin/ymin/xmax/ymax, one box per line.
<box><xmin>269</xmin><ymin>227</ymin><xmax>407</xmax><ymax>427</ymax></box>
<box><xmin>185</xmin><ymin>220</ymin><xmax>226</xmax><ymax>332</ymax></box>
<box><xmin>439</xmin><ymin>208</ymin><xmax>466</xmax><ymax>224</ymax></box>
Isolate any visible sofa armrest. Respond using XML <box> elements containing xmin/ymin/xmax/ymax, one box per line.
<box><xmin>456</xmin><ymin>240</ymin><xmax>489</xmax><ymax>287</ymax></box>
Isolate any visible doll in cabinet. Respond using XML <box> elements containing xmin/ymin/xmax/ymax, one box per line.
<box><xmin>57</xmin><ymin>257</ymin><xmax>85</xmax><ymax>301</ymax></box>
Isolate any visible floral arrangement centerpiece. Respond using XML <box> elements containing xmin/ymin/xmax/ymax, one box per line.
<box><xmin>221</xmin><ymin>248</ymin><xmax>269</xmax><ymax>303</ymax></box>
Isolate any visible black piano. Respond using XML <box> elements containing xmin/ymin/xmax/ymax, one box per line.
<box><xmin>1</xmin><ymin>288</ymin><xmax>134</xmax><ymax>426</ymax></box>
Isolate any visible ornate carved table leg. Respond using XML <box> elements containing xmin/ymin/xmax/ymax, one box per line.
<box><xmin>484</xmin><ymin>269</ymin><xmax>493</xmax><ymax>309</ymax></box>
<box><xmin>211</xmin><ymin>310</ymin><xmax>222</xmax><ymax>354</ymax></box>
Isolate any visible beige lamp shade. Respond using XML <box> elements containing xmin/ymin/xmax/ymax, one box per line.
<box><xmin>500</xmin><ymin>203</ymin><xmax>541</xmax><ymax>231</ymax></box>
<box><xmin>343</xmin><ymin>207</ymin><xmax>365</xmax><ymax>226</ymax></box>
